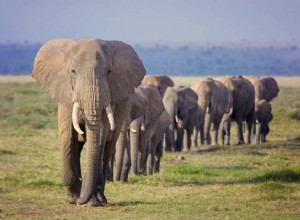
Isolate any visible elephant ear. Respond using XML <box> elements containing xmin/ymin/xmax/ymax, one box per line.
<box><xmin>32</xmin><ymin>39</ymin><xmax>74</xmax><ymax>104</ymax></box>
<box><xmin>103</xmin><ymin>41</ymin><xmax>146</xmax><ymax>104</ymax></box>
<box><xmin>130</xmin><ymin>90</ymin><xmax>147</xmax><ymax>121</ymax></box>
<box><xmin>178</xmin><ymin>87</ymin><xmax>198</xmax><ymax>116</ymax></box>
<box><xmin>143</xmin><ymin>86</ymin><xmax>165</xmax><ymax>126</ymax></box>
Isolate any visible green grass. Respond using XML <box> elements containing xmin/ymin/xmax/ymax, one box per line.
<box><xmin>1</xmin><ymin>76</ymin><xmax>300</xmax><ymax>219</ymax></box>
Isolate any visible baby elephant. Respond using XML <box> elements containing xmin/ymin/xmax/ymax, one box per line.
<box><xmin>255</xmin><ymin>100</ymin><xmax>273</xmax><ymax>143</ymax></box>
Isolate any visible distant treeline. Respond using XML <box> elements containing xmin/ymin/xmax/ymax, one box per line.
<box><xmin>1</xmin><ymin>42</ymin><xmax>300</xmax><ymax>75</ymax></box>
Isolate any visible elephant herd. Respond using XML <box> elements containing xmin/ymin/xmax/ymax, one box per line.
<box><xmin>32</xmin><ymin>38</ymin><xmax>279</xmax><ymax>207</ymax></box>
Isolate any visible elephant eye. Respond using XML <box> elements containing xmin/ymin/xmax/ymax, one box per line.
<box><xmin>70</xmin><ymin>69</ymin><xmax>76</xmax><ymax>77</ymax></box>
<box><xmin>107</xmin><ymin>69</ymin><xmax>111</xmax><ymax>75</ymax></box>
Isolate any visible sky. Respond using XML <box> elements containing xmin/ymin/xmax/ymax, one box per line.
<box><xmin>1</xmin><ymin>0</ymin><xmax>300</xmax><ymax>45</ymax></box>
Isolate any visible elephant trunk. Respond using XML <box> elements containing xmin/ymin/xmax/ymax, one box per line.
<box><xmin>75</xmin><ymin>76</ymin><xmax>113</xmax><ymax>205</ymax></box>
<box><xmin>204</xmin><ymin>112</ymin><xmax>211</xmax><ymax>145</ymax></box>
<box><xmin>76</xmin><ymin>118</ymin><xmax>101</xmax><ymax>205</ymax></box>
<box><xmin>130</xmin><ymin>119</ymin><xmax>140</xmax><ymax>175</ymax></box>
<box><xmin>255</xmin><ymin>121</ymin><xmax>261</xmax><ymax>144</ymax></box>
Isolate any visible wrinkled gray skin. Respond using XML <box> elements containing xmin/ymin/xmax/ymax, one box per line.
<box><xmin>163</xmin><ymin>86</ymin><xmax>198</xmax><ymax>152</ymax></box>
<box><xmin>220</xmin><ymin>76</ymin><xmax>256</xmax><ymax>145</ymax></box>
<box><xmin>129</xmin><ymin>85</ymin><xmax>165</xmax><ymax>175</ymax></box>
<box><xmin>112</xmin><ymin>90</ymin><xmax>147</xmax><ymax>182</ymax></box>
<box><xmin>245</xmin><ymin>76</ymin><xmax>280</xmax><ymax>102</ymax></box>
<box><xmin>255</xmin><ymin>99</ymin><xmax>273</xmax><ymax>143</ymax></box>
<box><xmin>142</xmin><ymin>75</ymin><xmax>175</xmax><ymax>97</ymax></box>
<box><xmin>32</xmin><ymin>39</ymin><xmax>145</xmax><ymax>206</ymax></box>
<box><xmin>191</xmin><ymin>78</ymin><xmax>230</xmax><ymax>145</ymax></box>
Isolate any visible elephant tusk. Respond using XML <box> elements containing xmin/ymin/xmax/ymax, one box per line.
<box><xmin>175</xmin><ymin>115</ymin><xmax>179</xmax><ymax>123</ymax></box>
<box><xmin>106</xmin><ymin>104</ymin><xmax>115</xmax><ymax>131</ymax></box>
<box><xmin>140</xmin><ymin>120</ymin><xmax>145</xmax><ymax>131</ymax></box>
<box><xmin>206</xmin><ymin>106</ymin><xmax>210</xmax><ymax>113</ymax></box>
<box><xmin>228</xmin><ymin>107</ymin><xmax>233</xmax><ymax>115</ymax></box>
<box><xmin>72</xmin><ymin>102</ymin><xmax>84</xmax><ymax>134</ymax></box>
<box><xmin>130</xmin><ymin>128</ymin><xmax>137</xmax><ymax>133</ymax></box>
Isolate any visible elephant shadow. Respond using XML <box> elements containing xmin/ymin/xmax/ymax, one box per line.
<box><xmin>107</xmin><ymin>201</ymin><xmax>156</xmax><ymax>207</ymax></box>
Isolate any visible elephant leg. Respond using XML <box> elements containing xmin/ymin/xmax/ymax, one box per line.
<box><xmin>106</xmin><ymin>153</ymin><xmax>114</xmax><ymax>182</ymax></box>
<box><xmin>113</xmin><ymin>123</ymin><xmax>127</xmax><ymax>181</ymax></box>
<box><xmin>204</xmin><ymin>113</ymin><xmax>212</xmax><ymax>145</ymax></box>
<box><xmin>199</xmin><ymin>126</ymin><xmax>204</xmax><ymax>145</ymax></box>
<box><xmin>58</xmin><ymin>104</ymin><xmax>83</xmax><ymax>204</ymax></box>
<box><xmin>121</xmin><ymin>134</ymin><xmax>131</xmax><ymax>182</ymax></box>
<box><xmin>212</xmin><ymin>122</ymin><xmax>220</xmax><ymax>146</ymax></box>
<box><xmin>236</xmin><ymin>120</ymin><xmax>245</xmax><ymax>145</ymax></box>
<box><xmin>138</xmin><ymin>132</ymin><xmax>148</xmax><ymax>175</ymax></box>
<box><xmin>165</xmin><ymin>128</ymin><xmax>175</xmax><ymax>152</ymax></box>
<box><xmin>183</xmin><ymin>129</ymin><xmax>188</xmax><ymax>151</ymax></box>
<box><xmin>175</xmin><ymin>127</ymin><xmax>184</xmax><ymax>152</ymax></box>
<box><xmin>255</xmin><ymin>122</ymin><xmax>261</xmax><ymax>144</ymax></box>
<box><xmin>185</xmin><ymin>128</ymin><xmax>193</xmax><ymax>150</ymax></box>
<box><xmin>191</xmin><ymin>126</ymin><xmax>198</xmax><ymax>147</ymax></box>
<box><xmin>146</xmin><ymin>141</ymin><xmax>155</xmax><ymax>175</ymax></box>
<box><xmin>154</xmin><ymin>140</ymin><xmax>163</xmax><ymax>173</ymax></box>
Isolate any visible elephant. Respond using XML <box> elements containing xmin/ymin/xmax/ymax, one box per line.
<box><xmin>245</xmin><ymin>76</ymin><xmax>280</xmax><ymax>102</ymax></box>
<box><xmin>255</xmin><ymin>99</ymin><xmax>273</xmax><ymax>143</ymax></box>
<box><xmin>32</xmin><ymin>38</ymin><xmax>145</xmax><ymax>206</ymax></box>
<box><xmin>128</xmin><ymin>85</ymin><xmax>165</xmax><ymax>175</ymax></box>
<box><xmin>220</xmin><ymin>76</ymin><xmax>256</xmax><ymax>145</ymax></box>
<box><xmin>163</xmin><ymin>86</ymin><xmax>198</xmax><ymax>152</ymax></box>
<box><xmin>142</xmin><ymin>75</ymin><xmax>174</xmax><ymax>97</ymax></box>
<box><xmin>112</xmin><ymin>89</ymin><xmax>147</xmax><ymax>182</ymax></box>
<box><xmin>191</xmin><ymin>78</ymin><xmax>231</xmax><ymax>145</ymax></box>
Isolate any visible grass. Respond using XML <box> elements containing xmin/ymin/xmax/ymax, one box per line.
<box><xmin>0</xmin><ymin>76</ymin><xmax>300</xmax><ymax>219</ymax></box>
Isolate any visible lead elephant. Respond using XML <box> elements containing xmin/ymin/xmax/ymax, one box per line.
<box><xmin>255</xmin><ymin>99</ymin><xmax>273</xmax><ymax>143</ymax></box>
<box><xmin>220</xmin><ymin>76</ymin><xmax>256</xmax><ymax>145</ymax></box>
<box><xmin>32</xmin><ymin>38</ymin><xmax>145</xmax><ymax>206</ymax></box>
<box><xmin>245</xmin><ymin>76</ymin><xmax>279</xmax><ymax>102</ymax></box>
<box><xmin>163</xmin><ymin>86</ymin><xmax>198</xmax><ymax>152</ymax></box>
<box><xmin>191</xmin><ymin>78</ymin><xmax>230</xmax><ymax>145</ymax></box>
<box><xmin>142</xmin><ymin>75</ymin><xmax>174</xmax><ymax>97</ymax></box>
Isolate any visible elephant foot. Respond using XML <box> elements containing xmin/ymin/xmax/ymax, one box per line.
<box><xmin>87</xmin><ymin>195</ymin><xmax>102</xmax><ymax>207</ymax></box>
<box><xmin>120</xmin><ymin>176</ymin><xmax>128</xmax><ymax>183</ymax></box>
<box><xmin>99</xmin><ymin>194</ymin><xmax>107</xmax><ymax>204</ymax></box>
<box><xmin>67</xmin><ymin>193</ymin><xmax>79</xmax><ymax>204</ymax></box>
<box><xmin>65</xmin><ymin>182</ymin><xmax>81</xmax><ymax>204</ymax></box>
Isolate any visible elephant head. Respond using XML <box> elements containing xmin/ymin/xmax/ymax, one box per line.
<box><xmin>255</xmin><ymin>99</ymin><xmax>273</xmax><ymax>143</ymax></box>
<box><xmin>163</xmin><ymin>86</ymin><xmax>198</xmax><ymax>151</ymax></box>
<box><xmin>32</xmin><ymin>38</ymin><xmax>145</xmax><ymax>205</ymax></box>
<box><xmin>142</xmin><ymin>75</ymin><xmax>174</xmax><ymax>97</ymax></box>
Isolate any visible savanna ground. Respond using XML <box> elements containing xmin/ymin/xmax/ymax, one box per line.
<box><xmin>0</xmin><ymin>76</ymin><xmax>300</xmax><ymax>219</ymax></box>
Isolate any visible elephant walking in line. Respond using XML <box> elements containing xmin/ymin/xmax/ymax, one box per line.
<box><xmin>32</xmin><ymin>38</ymin><xmax>145</xmax><ymax>206</ymax></box>
<box><xmin>142</xmin><ymin>75</ymin><xmax>175</xmax><ymax>97</ymax></box>
<box><xmin>112</xmin><ymin>90</ymin><xmax>147</xmax><ymax>182</ymax></box>
<box><xmin>128</xmin><ymin>85</ymin><xmax>165</xmax><ymax>175</ymax></box>
<box><xmin>163</xmin><ymin>86</ymin><xmax>198</xmax><ymax>152</ymax></box>
<box><xmin>191</xmin><ymin>78</ymin><xmax>230</xmax><ymax>145</ymax></box>
<box><xmin>255</xmin><ymin>99</ymin><xmax>273</xmax><ymax>143</ymax></box>
<box><xmin>220</xmin><ymin>76</ymin><xmax>256</xmax><ymax>145</ymax></box>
